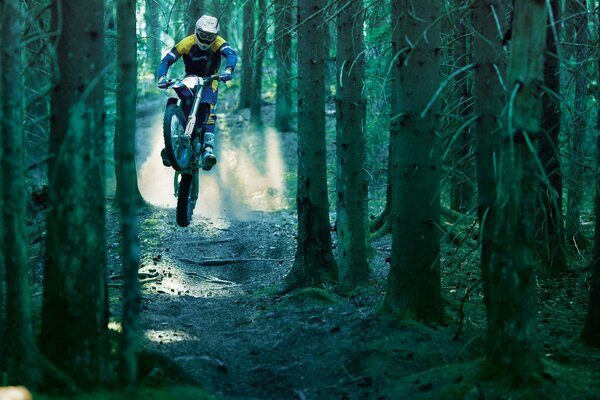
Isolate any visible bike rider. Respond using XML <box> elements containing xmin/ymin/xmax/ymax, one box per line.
<box><xmin>157</xmin><ymin>14</ymin><xmax>237</xmax><ymax>171</ymax></box>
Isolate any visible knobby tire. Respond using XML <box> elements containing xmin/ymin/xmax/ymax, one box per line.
<box><xmin>176</xmin><ymin>173</ymin><xmax>194</xmax><ymax>227</ymax></box>
<box><xmin>163</xmin><ymin>105</ymin><xmax>189</xmax><ymax>171</ymax></box>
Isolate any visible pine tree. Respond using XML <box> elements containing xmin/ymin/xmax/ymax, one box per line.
<box><xmin>186</xmin><ymin>0</ymin><xmax>205</xmax><ymax>33</ymax></box>
<box><xmin>144</xmin><ymin>0</ymin><xmax>161</xmax><ymax>74</ymax></box>
<box><xmin>565</xmin><ymin>0</ymin><xmax>589</xmax><ymax>246</ymax></box>
<box><xmin>283</xmin><ymin>0</ymin><xmax>337</xmax><ymax>292</ymax></box>
<box><xmin>538</xmin><ymin>0</ymin><xmax>567</xmax><ymax>276</ymax></box>
<box><xmin>473</xmin><ymin>0</ymin><xmax>507</xmax><ymax>305</ymax></box>
<box><xmin>250</xmin><ymin>0</ymin><xmax>266</xmax><ymax>126</ymax></box>
<box><xmin>42</xmin><ymin>0</ymin><xmax>110</xmax><ymax>388</ymax></box>
<box><xmin>384</xmin><ymin>0</ymin><xmax>443</xmax><ymax>323</ymax></box>
<box><xmin>449</xmin><ymin>4</ymin><xmax>474</xmax><ymax>215</ymax></box>
<box><xmin>274</xmin><ymin>0</ymin><xmax>293</xmax><ymax>131</ymax></box>
<box><xmin>239</xmin><ymin>0</ymin><xmax>255</xmax><ymax>109</ymax></box>
<box><xmin>116</xmin><ymin>0</ymin><xmax>142</xmax><ymax>386</ymax></box>
<box><xmin>2</xmin><ymin>0</ymin><xmax>41</xmax><ymax>386</ymax></box>
<box><xmin>0</xmin><ymin>0</ymin><xmax>6</xmax><ymax>375</ymax></box>
<box><xmin>582</xmin><ymin>18</ymin><xmax>600</xmax><ymax>348</ymax></box>
<box><xmin>484</xmin><ymin>0</ymin><xmax>545</xmax><ymax>380</ymax></box>
<box><xmin>335</xmin><ymin>0</ymin><xmax>369</xmax><ymax>293</ymax></box>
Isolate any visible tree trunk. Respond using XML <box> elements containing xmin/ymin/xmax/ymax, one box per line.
<box><xmin>1</xmin><ymin>1</ymin><xmax>41</xmax><ymax>387</ymax></box>
<box><xmin>283</xmin><ymin>0</ymin><xmax>337</xmax><ymax>292</ymax></box>
<box><xmin>117</xmin><ymin>0</ymin><xmax>142</xmax><ymax>386</ymax></box>
<box><xmin>250</xmin><ymin>0</ymin><xmax>266</xmax><ymax>126</ymax></box>
<box><xmin>335</xmin><ymin>0</ymin><xmax>369</xmax><ymax>293</ymax></box>
<box><xmin>144</xmin><ymin>0</ymin><xmax>161</xmax><ymax>75</ymax></box>
<box><xmin>450</xmin><ymin>10</ymin><xmax>474</xmax><ymax>214</ymax></box>
<box><xmin>24</xmin><ymin>0</ymin><xmax>51</xmax><ymax>187</ymax></box>
<box><xmin>473</xmin><ymin>0</ymin><xmax>507</xmax><ymax>307</ymax></box>
<box><xmin>384</xmin><ymin>0</ymin><xmax>443</xmax><ymax>324</ymax></box>
<box><xmin>114</xmin><ymin>67</ymin><xmax>145</xmax><ymax>206</ymax></box>
<box><xmin>274</xmin><ymin>0</ymin><xmax>293</xmax><ymax>131</ymax></box>
<box><xmin>238</xmin><ymin>0</ymin><xmax>254</xmax><ymax>109</ymax></box>
<box><xmin>42</xmin><ymin>0</ymin><xmax>110</xmax><ymax>389</ymax></box>
<box><xmin>484</xmin><ymin>0</ymin><xmax>545</xmax><ymax>381</ymax></box>
<box><xmin>565</xmin><ymin>0</ymin><xmax>589</xmax><ymax>247</ymax></box>
<box><xmin>582</xmin><ymin>17</ymin><xmax>600</xmax><ymax>348</ymax></box>
<box><xmin>537</xmin><ymin>0</ymin><xmax>567</xmax><ymax>276</ymax></box>
<box><xmin>186</xmin><ymin>0</ymin><xmax>204</xmax><ymax>34</ymax></box>
<box><xmin>0</xmin><ymin>0</ymin><xmax>5</xmax><ymax>376</ymax></box>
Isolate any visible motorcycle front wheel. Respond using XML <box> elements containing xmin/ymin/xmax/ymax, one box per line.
<box><xmin>176</xmin><ymin>172</ymin><xmax>196</xmax><ymax>227</ymax></box>
<box><xmin>163</xmin><ymin>104</ymin><xmax>190</xmax><ymax>171</ymax></box>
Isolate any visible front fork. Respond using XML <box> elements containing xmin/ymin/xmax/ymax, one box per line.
<box><xmin>173</xmin><ymin>83</ymin><xmax>205</xmax><ymax>200</ymax></box>
<box><xmin>185</xmin><ymin>85</ymin><xmax>204</xmax><ymax>137</ymax></box>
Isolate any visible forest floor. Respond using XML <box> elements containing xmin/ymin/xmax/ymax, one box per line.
<box><xmin>28</xmin><ymin>88</ymin><xmax>600</xmax><ymax>399</ymax></box>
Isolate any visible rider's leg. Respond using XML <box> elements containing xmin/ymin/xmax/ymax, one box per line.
<box><xmin>200</xmin><ymin>82</ymin><xmax>219</xmax><ymax>171</ymax></box>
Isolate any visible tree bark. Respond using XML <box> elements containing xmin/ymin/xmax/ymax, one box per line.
<box><xmin>114</xmin><ymin>37</ymin><xmax>145</xmax><ymax>210</ymax></box>
<box><xmin>538</xmin><ymin>0</ymin><xmax>567</xmax><ymax>276</ymax></box>
<box><xmin>565</xmin><ymin>0</ymin><xmax>589</xmax><ymax>247</ymax></box>
<box><xmin>238</xmin><ymin>0</ymin><xmax>255</xmax><ymax>109</ymax></box>
<box><xmin>0</xmin><ymin>0</ymin><xmax>5</xmax><ymax>376</ymax></box>
<box><xmin>582</xmin><ymin>14</ymin><xmax>600</xmax><ymax>348</ymax></box>
<box><xmin>384</xmin><ymin>0</ymin><xmax>443</xmax><ymax>324</ymax></box>
<box><xmin>450</xmin><ymin>8</ymin><xmax>474</xmax><ymax>214</ymax></box>
<box><xmin>283</xmin><ymin>0</ymin><xmax>337</xmax><ymax>292</ymax></box>
<box><xmin>186</xmin><ymin>0</ymin><xmax>205</xmax><ymax>34</ymax></box>
<box><xmin>484</xmin><ymin>0</ymin><xmax>545</xmax><ymax>381</ymax></box>
<box><xmin>274</xmin><ymin>0</ymin><xmax>293</xmax><ymax>131</ymax></box>
<box><xmin>335</xmin><ymin>0</ymin><xmax>369</xmax><ymax>293</ymax></box>
<box><xmin>2</xmin><ymin>1</ymin><xmax>42</xmax><ymax>387</ymax></box>
<box><xmin>473</xmin><ymin>0</ymin><xmax>507</xmax><ymax>307</ymax></box>
<box><xmin>24</xmin><ymin>0</ymin><xmax>51</xmax><ymax>187</ymax></box>
<box><xmin>42</xmin><ymin>0</ymin><xmax>110</xmax><ymax>389</ymax></box>
<box><xmin>250</xmin><ymin>0</ymin><xmax>266</xmax><ymax>126</ymax></box>
<box><xmin>117</xmin><ymin>0</ymin><xmax>142</xmax><ymax>386</ymax></box>
<box><xmin>145</xmin><ymin>0</ymin><xmax>161</xmax><ymax>75</ymax></box>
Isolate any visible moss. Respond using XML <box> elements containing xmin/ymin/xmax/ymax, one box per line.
<box><xmin>385</xmin><ymin>358</ymin><xmax>600</xmax><ymax>400</ymax></box>
<box><xmin>284</xmin><ymin>287</ymin><xmax>344</xmax><ymax>305</ymax></box>
<box><xmin>142</xmin><ymin>219</ymin><xmax>161</xmax><ymax>228</ymax></box>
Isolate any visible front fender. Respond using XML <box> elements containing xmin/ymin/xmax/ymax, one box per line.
<box><xmin>166</xmin><ymin>97</ymin><xmax>179</xmax><ymax>108</ymax></box>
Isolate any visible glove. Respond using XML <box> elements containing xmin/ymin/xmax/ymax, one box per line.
<box><xmin>157</xmin><ymin>75</ymin><xmax>169</xmax><ymax>89</ymax></box>
<box><xmin>221</xmin><ymin>67</ymin><xmax>233</xmax><ymax>82</ymax></box>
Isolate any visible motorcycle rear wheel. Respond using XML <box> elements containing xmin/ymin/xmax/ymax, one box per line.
<box><xmin>163</xmin><ymin>104</ymin><xmax>190</xmax><ymax>171</ymax></box>
<box><xmin>176</xmin><ymin>173</ymin><xmax>195</xmax><ymax>227</ymax></box>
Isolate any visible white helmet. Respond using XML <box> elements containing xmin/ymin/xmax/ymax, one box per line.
<box><xmin>195</xmin><ymin>15</ymin><xmax>219</xmax><ymax>50</ymax></box>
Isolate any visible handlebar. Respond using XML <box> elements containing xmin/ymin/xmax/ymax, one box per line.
<box><xmin>159</xmin><ymin>73</ymin><xmax>230</xmax><ymax>89</ymax></box>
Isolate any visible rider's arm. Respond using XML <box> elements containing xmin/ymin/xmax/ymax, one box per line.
<box><xmin>217</xmin><ymin>40</ymin><xmax>237</xmax><ymax>72</ymax></box>
<box><xmin>156</xmin><ymin>48</ymin><xmax>180</xmax><ymax>80</ymax></box>
<box><xmin>156</xmin><ymin>35</ymin><xmax>195</xmax><ymax>79</ymax></box>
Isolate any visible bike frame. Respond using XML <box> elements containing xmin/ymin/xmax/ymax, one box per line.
<box><xmin>165</xmin><ymin>74</ymin><xmax>223</xmax><ymax>208</ymax></box>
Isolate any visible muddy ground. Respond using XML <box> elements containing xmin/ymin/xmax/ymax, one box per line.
<box><xmin>29</xmin><ymin>88</ymin><xmax>600</xmax><ymax>399</ymax></box>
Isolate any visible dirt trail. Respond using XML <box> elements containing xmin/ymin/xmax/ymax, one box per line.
<box><xmin>113</xmin><ymin>95</ymin><xmax>600</xmax><ymax>400</ymax></box>
<box><xmin>124</xmin><ymin>95</ymin><xmax>405</xmax><ymax>399</ymax></box>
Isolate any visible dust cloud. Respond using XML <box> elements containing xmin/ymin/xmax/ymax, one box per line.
<box><xmin>137</xmin><ymin>113</ymin><xmax>288</xmax><ymax>222</ymax></box>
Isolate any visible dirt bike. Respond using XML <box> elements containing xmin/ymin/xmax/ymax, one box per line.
<box><xmin>160</xmin><ymin>74</ymin><xmax>227</xmax><ymax>227</ymax></box>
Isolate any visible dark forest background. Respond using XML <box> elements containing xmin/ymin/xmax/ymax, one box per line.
<box><xmin>0</xmin><ymin>0</ymin><xmax>600</xmax><ymax>399</ymax></box>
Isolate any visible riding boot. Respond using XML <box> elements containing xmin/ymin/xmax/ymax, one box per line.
<box><xmin>160</xmin><ymin>148</ymin><xmax>171</xmax><ymax>167</ymax></box>
<box><xmin>201</xmin><ymin>131</ymin><xmax>217</xmax><ymax>171</ymax></box>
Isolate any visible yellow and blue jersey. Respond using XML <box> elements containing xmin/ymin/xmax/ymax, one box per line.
<box><xmin>156</xmin><ymin>35</ymin><xmax>237</xmax><ymax>79</ymax></box>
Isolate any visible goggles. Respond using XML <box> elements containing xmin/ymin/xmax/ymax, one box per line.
<box><xmin>196</xmin><ymin>30</ymin><xmax>216</xmax><ymax>45</ymax></box>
